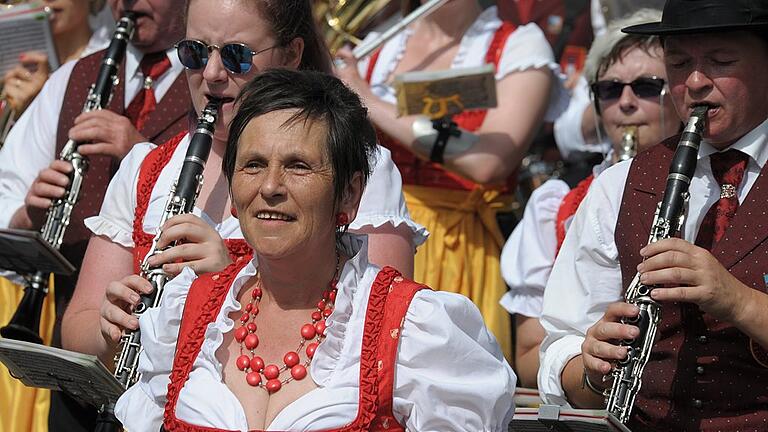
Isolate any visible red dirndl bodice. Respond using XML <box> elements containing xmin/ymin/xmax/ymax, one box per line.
<box><xmin>161</xmin><ymin>264</ymin><xmax>428</xmax><ymax>432</ymax></box>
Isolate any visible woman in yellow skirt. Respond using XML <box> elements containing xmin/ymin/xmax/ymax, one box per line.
<box><xmin>0</xmin><ymin>277</ymin><xmax>55</xmax><ymax>432</ymax></box>
<box><xmin>334</xmin><ymin>0</ymin><xmax>568</xmax><ymax>360</ymax></box>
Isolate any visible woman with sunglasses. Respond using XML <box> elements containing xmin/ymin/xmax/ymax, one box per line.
<box><xmin>61</xmin><ymin>0</ymin><xmax>426</xmax><ymax>362</ymax></box>
<box><xmin>498</xmin><ymin>9</ymin><xmax>680</xmax><ymax>388</ymax></box>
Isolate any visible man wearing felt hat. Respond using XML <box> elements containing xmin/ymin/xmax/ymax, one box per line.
<box><xmin>537</xmin><ymin>0</ymin><xmax>768</xmax><ymax>430</ymax></box>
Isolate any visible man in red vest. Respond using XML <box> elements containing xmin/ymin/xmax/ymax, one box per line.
<box><xmin>0</xmin><ymin>0</ymin><xmax>189</xmax><ymax>430</ymax></box>
<box><xmin>538</xmin><ymin>0</ymin><xmax>768</xmax><ymax>430</ymax></box>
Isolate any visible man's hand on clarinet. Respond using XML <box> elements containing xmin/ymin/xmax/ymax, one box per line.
<box><xmin>69</xmin><ymin>110</ymin><xmax>145</xmax><ymax>160</ymax></box>
<box><xmin>581</xmin><ymin>302</ymin><xmax>640</xmax><ymax>387</ymax></box>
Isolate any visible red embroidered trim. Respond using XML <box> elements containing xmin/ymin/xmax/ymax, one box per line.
<box><xmin>555</xmin><ymin>174</ymin><xmax>594</xmax><ymax>255</ymax></box>
<box><xmin>371</xmin><ymin>272</ymin><xmax>428</xmax><ymax>431</ymax></box>
<box><xmin>161</xmin><ymin>266</ymin><xmax>424</xmax><ymax>432</ymax></box>
<box><xmin>163</xmin><ymin>259</ymin><xmax>250</xmax><ymax>431</ymax></box>
<box><xmin>132</xmin><ymin>131</ymin><xmax>186</xmax><ymax>273</ymax></box>
<box><xmin>365</xmin><ymin>48</ymin><xmax>382</xmax><ymax>83</ymax></box>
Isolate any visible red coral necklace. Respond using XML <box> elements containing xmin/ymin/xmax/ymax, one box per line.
<box><xmin>233</xmin><ymin>254</ymin><xmax>340</xmax><ymax>393</ymax></box>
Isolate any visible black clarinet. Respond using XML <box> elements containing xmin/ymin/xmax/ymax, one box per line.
<box><xmin>94</xmin><ymin>100</ymin><xmax>221</xmax><ymax>432</ymax></box>
<box><xmin>0</xmin><ymin>14</ymin><xmax>136</xmax><ymax>344</ymax></box>
<box><xmin>605</xmin><ymin>105</ymin><xmax>709</xmax><ymax>423</ymax></box>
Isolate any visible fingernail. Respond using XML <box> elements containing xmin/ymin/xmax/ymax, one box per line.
<box><xmin>130</xmin><ymin>293</ymin><xmax>140</xmax><ymax>303</ymax></box>
<box><xmin>630</xmin><ymin>327</ymin><xmax>640</xmax><ymax>337</ymax></box>
<box><xmin>639</xmin><ymin>246</ymin><xmax>647</xmax><ymax>256</ymax></box>
<box><xmin>637</xmin><ymin>263</ymin><xmax>644</xmax><ymax>272</ymax></box>
<box><xmin>130</xmin><ymin>318</ymin><xmax>139</xmax><ymax>329</ymax></box>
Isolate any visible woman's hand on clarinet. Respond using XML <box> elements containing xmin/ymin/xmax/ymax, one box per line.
<box><xmin>100</xmin><ymin>275</ymin><xmax>153</xmax><ymax>346</ymax></box>
<box><xmin>581</xmin><ymin>302</ymin><xmax>640</xmax><ymax>388</ymax></box>
<box><xmin>146</xmin><ymin>213</ymin><xmax>232</xmax><ymax>276</ymax></box>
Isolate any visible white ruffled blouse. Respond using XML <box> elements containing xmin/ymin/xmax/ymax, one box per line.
<box><xmin>85</xmin><ymin>134</ymin><xmax>428</xmax><ymax>248</ymax></box>
<box><xmin>358</xmin><ymin>6</ymin><xmax>569</xmax><ymax>122</ymax></box>
<box><xmin>499</xmin><ymin>156</ymin><xmax>612</xmax><ymax>318</ymax></box>
<box><xmin>114</xmin><ymin>235</ymin><xmax>517</xmax><ymax>431</ymax></box>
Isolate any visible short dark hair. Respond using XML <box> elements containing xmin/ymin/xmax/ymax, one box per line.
<box><xmin>186</xmin><ymin>0</ymin><xmax>332</xmax><ymax>73</ymax></box>
<box><xmin>223</xmin><ymin>69</ymin><xmax>379</xmax><ymax>209</ymax></box>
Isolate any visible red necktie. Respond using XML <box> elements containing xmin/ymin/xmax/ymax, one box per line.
<box><xmin>125</xmin><ymin>52</ymin><xmax>171</xmax><ymax>131</ymax></box>
<box><xmin>694</xmin><ymin>149</ymin><xmax>750</xmax><ymax>250</ymax></box>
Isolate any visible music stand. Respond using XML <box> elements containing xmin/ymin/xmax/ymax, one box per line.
<box><xmin>509</xmin><ymin>405</ymin><xmax>632</xmax><ymax>432</ymax></box>
<box><xmin>0</xmin><ymin>338</ymin><xmax>123</xmax><ymax>408</ymax></box>
<box><xmin>0</xmin><ymin>228</ymin><xmax>75</xmax><ymax>275</ymax></box>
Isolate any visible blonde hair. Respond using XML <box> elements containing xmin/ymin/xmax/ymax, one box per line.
<box><xmin>584</xmin><ymin>9</ymin><xmax>662</xmax><ymax>84</ymax></box>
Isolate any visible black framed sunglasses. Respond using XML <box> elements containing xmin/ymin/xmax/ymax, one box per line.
<box><xmin>175</xmin><ymin>39</ymin><xmax>278</xmax><ymax>74</ymax></box>
<box><xmin>591</xmin><ymin>77</ymin><xmax>666</xmax><ymax>101</ymax></box>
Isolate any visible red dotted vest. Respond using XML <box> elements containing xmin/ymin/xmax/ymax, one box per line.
<box><xmin>53</xmin><ymin>50</ymin><xmax>189</xmax><ymax>294</ymax></box>
<box><xmin>131</xmin><ymin>132</ymin><xmax>251</xmax><ymax>272</ymax></box>
<box><xmin>365</xmin><ymin>22</ymin><xmax>517</xmax><ymax>191</ymax></box>
<box><xmin>615</xmin><ymin>136</ymin><xmax>768</xmax><ymax>431</ymax></box>
<box><xmin>161</xmin><ymin>264</ymin><xmax>428</xmax><ymax>432</ymax></box>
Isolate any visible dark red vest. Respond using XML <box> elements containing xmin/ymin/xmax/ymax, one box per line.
<box><xmin>53</xmin><ymin>50</ymin><xmax>190</xmax><ymax>297</ymax></box>
<box><xmin>615</xmin><ymin>136</ymin><xmax>768</xmax><ymax>431</ymax></box>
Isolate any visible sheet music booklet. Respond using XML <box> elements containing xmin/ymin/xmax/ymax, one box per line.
<box><xmin>0</xmin><ymin>1</ymin><xmax>59</xmax><ymax>78</ymax></box>
<box><xmin>393</xmin><ymin>64</ymin><xmax>496</xmax><ymax>119</ymax></box>
<box><xmin>0</xmin><ymin>338</ymin><xmax>124</xmax><ymax>408</ymax></box>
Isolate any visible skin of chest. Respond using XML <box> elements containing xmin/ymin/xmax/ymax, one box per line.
<box><xmin>216</xmin><ymin>278</ymin><xmax>322</xmax><ymax>430</ymax></box>
<box><xmin>389</xmin><ymin>33</ymin><xmax>463</xmax><ymax>82</ymax></box>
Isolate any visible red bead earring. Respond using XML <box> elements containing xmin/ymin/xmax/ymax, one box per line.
<box><xmin>231</xmin><ymin>206</ymin><xmax>238</xmax><ymax>219</ymax></box>
<box><xmin>335</xmin><ymin>213</ymin><xmax>349</xmax><ymax>226</ymax></box>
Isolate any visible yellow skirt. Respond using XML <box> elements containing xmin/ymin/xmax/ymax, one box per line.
<box><xmin>404</xmin><ymin>185</ymin><xmax>512</xmax><ymax>361</ymax></box>
<box><xmin>0</xmin><ymin>276</ymin><xmax>55</xmax><ymax>432</ymax></box>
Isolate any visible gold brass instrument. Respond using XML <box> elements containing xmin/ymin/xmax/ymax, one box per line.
<box><xmin>317</xmin><ymin>0</ymin><xmax>392</xmax><ymax>53</ymax></box>
<box><xmin>320</xmin><ymin>0</ymin><xmax>451</xmax><ymax>60</ymax></box>
<box><xmin>617</xmin><ymin>125</ymin><xmax>638</xmax><ymax>162</ymax></box>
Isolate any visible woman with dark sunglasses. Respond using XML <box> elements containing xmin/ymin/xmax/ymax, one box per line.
<box><xmin>61</xmin><ymin>0</ymin><xmax>426</xmax><ymax>366</ymax></box>
<box><xmin>498</xmin><ymin>8</ymin><xmax>681</xmax><ymax>389</ymax></box>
